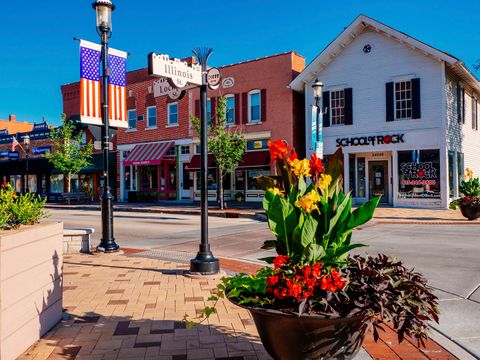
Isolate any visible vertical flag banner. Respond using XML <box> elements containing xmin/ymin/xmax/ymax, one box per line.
<box><xmin>108</xmin><ymin>48</ymin><xmax>128</xmax><ymax>128</ymax></box>
<box><xmin>80</xmin><ymin>40</ymin><xmax>102</xmax><ymax>126</ymax></box>
<box><xmin>311</xmin><ymin>105</ymin><xmax>317</xmax><ymax>152</ymax></box>
<box><xmin>79</xmin><ymin>40</ymin><xmax>128</xmax><ymax>128</ymax></box>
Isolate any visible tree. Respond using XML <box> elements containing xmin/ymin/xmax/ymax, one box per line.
<box><xmin>46</xmin><ymin>114</ymin><xmax>93</xmax><ymax>193</ymax></box>
<box><xmin>192</xmin><ymin>96</ymin><xmax>247</xmax><ymax>209</ymax></box>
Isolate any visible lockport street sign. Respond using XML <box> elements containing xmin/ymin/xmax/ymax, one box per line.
<box><xmin>153</xmin><ymin>78</ymin><xmax>186</xmax><ymax>100</ymax></box>
<box><xmin>148</xmin><ymin>53</ymin><xmax>202</xmax><ymax>88</ymax></box>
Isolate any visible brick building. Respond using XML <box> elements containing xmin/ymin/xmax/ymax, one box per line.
<box><xmin>113</xmin><ymin>51</ymin><xmax>305</xmax><ymax>202</ymax></box>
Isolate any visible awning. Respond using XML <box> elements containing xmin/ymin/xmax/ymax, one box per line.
<box><xmin>123</xmin><ymin>141</ymin><xmax>174</xmax><ymax>166</ymax></box>
<box><xmin>186</xmin><ymin>150</ymin><xmax>270</xmax><ymax>171</ymax></box>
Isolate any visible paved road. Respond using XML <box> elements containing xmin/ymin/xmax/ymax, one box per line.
<box><xmin>48</xmin><ymin>208</ymin><xmax>480</xmax><ymax>358</ymax></box>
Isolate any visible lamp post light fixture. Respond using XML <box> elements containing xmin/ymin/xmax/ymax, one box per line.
<box><xmin>23</xmin><ymin>135</ymin><xmax>30</xmax><ymax>193</ymax></box>
<box><xmin>92</xmin><ymin>0</ymin><xmax>119</xmax><ymax>252</ymax></box>
<box><xmin>312</xmin><ymin>79</ymin><xmax>324</xmax><ymax>158</ymax></box>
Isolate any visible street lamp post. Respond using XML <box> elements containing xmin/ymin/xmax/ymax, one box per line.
<box><xmin>189</xmin><ymin>47</ymin><xmax>220</xmax><ymax>275</ymax></box>
<box><xmin>92</xmin><ymin>0</ymin><xmax>119</xmax><ymax>252</ymax></box>
<box><xmin>23</xmin><ymin>135</ymin><xmax>30</xmax><ymax>193</ymax></box>
<box><xmin>312</xmin><ymin>79</ymin><xmax>324</xmax><ymax>158</ymax></box>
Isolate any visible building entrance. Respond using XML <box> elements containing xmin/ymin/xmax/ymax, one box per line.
<box><xmin>368</xmin><ymin>161</ymin><xmax>388</xmax><ymax>203</ymax></box>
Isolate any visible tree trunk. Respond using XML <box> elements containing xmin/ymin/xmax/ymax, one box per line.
<box><xmin>218</xmin><ymin>168</ymin><xmax>224</xmax><ymax>210</ymax></box>
<box><xmin>65</xmin><ymin>173</ymin><xmax>71</xmax><ymax>193</ymax></box>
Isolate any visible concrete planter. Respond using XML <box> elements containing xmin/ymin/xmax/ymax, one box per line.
<box><xmin>0</xmin><ymin>222</ymin><xmax>63</xmax><ymax>360</ymax></box>
<box><xmin>63</xmin><ymin>228</ymin><xmax>94</xmax><ymax>254</ymax></box>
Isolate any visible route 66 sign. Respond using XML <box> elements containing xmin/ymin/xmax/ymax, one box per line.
<box><xmin>206</xmin><ymin>68</ymin><xmax>221</xmax><ymax>90</ymax></box>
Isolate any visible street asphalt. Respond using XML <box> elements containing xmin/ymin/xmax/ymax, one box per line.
<box><xmin>47</xmin><ymin>208</ymin><xmax>480</xmax><ymax>359</ymax></box>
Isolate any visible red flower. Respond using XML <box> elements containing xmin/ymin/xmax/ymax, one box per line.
<box><xmin>287</xmin><ymin>149</ymin><xmax>298</xmax><ymax>163</ymax></box>
<box><xmin>309</xmin><ymin>153</ymin><xmax>324</xmax><ymax>177</ymax></box>
<box><xmin>268</xmin><ymin>140</ymin><xmax>291</xmax><ymax>164</ymax></box>
<box><xmin>273</xmin><ymin>255</ymin><xmax>290</xmax><ymax>269</ymax></box>
<box><xmin>266</xmin><ymin>275</ymin><xmax>279</xmax><ymax>286</ymax></box>
<box><xmin>273</xmin><ymin>287</ymin><xmax>288</xmax><ymax>300</ymax></box>
<box><xmin>311</xmin><ymin>263</ymin><xmax>322</xmax><ymax>277</ymax></box>
<box><xmin>286</xmin><ymin>280</ymin><xmax>302</xmax><ymax>299</ymax></box>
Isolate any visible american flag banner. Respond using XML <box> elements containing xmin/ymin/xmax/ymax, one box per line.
<box><xmin>79</xmin><ymin>40</ymin><xmax>128</xmax><ymax>128</ymax></box>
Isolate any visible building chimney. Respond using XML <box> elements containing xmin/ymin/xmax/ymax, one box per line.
<box><xmin>8</xmin><ymin>114</ymin><xmax>16</xmax><ymax>122</ymax></box>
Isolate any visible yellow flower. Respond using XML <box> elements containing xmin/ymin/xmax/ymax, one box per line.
<box><xmin>464</xmin><ymin>168</ymin><xmax>474</xmax><ymax>181</ymax></box>
<box><xmin>317</xmin><ymin>174</ymin><xmax>332</xmax><ymax>190</ymax></box>
<box><xmin>295</xmin><ymin>190</ymin><xmax>321</xmax><ymax>213</ymax></box>
<box><xmin>268</xmin><ymin>187</ymin><xmax>283</xmax><ymax>197</ymax></box>
<box><xmin>290</xmin><ymin>159</ymin><xmax>311</xmax><ymax>177</ymax></box>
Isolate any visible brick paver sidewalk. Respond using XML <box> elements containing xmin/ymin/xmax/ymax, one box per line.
<box><xmin>19</xmin><ymin>252</ymin><xmax>457</xmax><ymax>360</ymax></box>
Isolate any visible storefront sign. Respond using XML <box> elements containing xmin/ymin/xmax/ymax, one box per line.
<box><xmin>207</xmin><ymin>68</ymin><xmax>221</xmax><ymax>90</ymax></box>
<box><xmin>399</xmin><ymin>162</ymin><xmax>437</xmax><ymax>185</ymax></box>
<box><xmin>148</xmin><ymin>53</ymin><xmax>202</xmax><ymax>88</ymax></box>
<box><xmin>8</xmin><ymin>151</ymin><xmax>19</xmax><ymax>160</ymax></box>
<box><xmin>153</xmin><ymin>78</ymin><xmax>185</xmax><ymax>100</ymax></box>
<box><xmin>222</xmin><ymin>77</ymin><xmax>234</xmax><ymax>89</ymax></box>
<box><xmin>0</xmin><ymin>129</ymin><xmax>8</xmax><ymax>136</ymax></box>
<box><xmin>336</xmin><ymin>134</ymin><xmax>405</xmax><ymax>147</ymax></box>
<box><xmin>0</xmin><ymin>150</ymin><xmax>9</xmax><ymax>158</ymax></box>
<box><xmin>32</xmin><ymin>146</ymin><xmax>52</xmax><ymax>156</ymax></box>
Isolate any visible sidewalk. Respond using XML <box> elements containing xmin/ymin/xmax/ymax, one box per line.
<box><xmin>19</xmin><ymin>251</ymin><xmax>460</xmax><ymax>360</ymax></box>
<box><xmin>45</xmin><ymin>202</ymin><xmax>474</xmax><ymax>224</ymax></box>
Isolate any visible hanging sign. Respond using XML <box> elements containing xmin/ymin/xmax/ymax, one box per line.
<box><xmin>153</xmin><ymin>78</ymin><xmax>186</xmax><ymax>100</ymax></box>
<box><xmin>0</xmin><ymin>150</ymin><xmax>9</xmax><ymax>158</ymax></box>
<box><xmin>148</xmin><ymin>53</ymin><xmax>202</xmax><ymax>88</ymax></box>
<box><xmin>222</xmin><ymin>77</ymin><xmax>234</xmax><ymax>89</ymax></box>
<box><xmin>336</xmin><ymin>134</ymin><xmax>405</xmax><ymax>147</ymax></box>
<box><xmin>8</xmin><ymin>151</ymin><xmax>19</xmax><ymax>160</ymax></box>
<box><xmin>206</xmin><ymin>68</ymin><xmax>221</xmax><ymax>90</ymax></box>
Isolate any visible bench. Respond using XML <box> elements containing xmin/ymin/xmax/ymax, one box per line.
<box><xmin>62</xmin><ymin>192</ymin><xmax>87</xmax><ymax>204</ymax></box>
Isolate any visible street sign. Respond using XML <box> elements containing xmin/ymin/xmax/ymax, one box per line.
<box><xmin>206</xmin><ymin>68</ymin><xmax>221</xmax><ymax>90</ymax></box>
<box><xmin>153</xmin><ymin>78</ymin><xmax>186</xmax><ymax>100</ymax></box>
<box><xmin>94</xmin><ymin>141</ymin><xmax>113</xmax><ymax>150</ymax></box>
<box><xmin>148</xmin><ymin>53</ymin><xmax>202</xmax><ymax>88</ymax></box>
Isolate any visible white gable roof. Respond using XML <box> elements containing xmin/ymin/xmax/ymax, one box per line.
<box><xmin>289</xmin><ymin>14</ymin><xmax>480</xmax><ymax>93</ymax></box>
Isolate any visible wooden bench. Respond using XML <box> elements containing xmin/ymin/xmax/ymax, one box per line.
<box><xmin>62</xmin><ymin>192</ymin><xmax>87</xmax><ymax>205</ymax></box>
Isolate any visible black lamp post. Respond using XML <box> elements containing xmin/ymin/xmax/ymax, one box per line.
<box><xmin>92</xmin><ymin>0</ymin><xmax>119</xmax><ymax>252</ymax></box>
<box><xmin>189</xmin><ymin>47</ymin><xmax>220</xmax><ymax>275</ymax></box>
<box><xmin>24</xmin><ymin>135</ymin><xmax>30</xmax><ymax>193</ymax></box>
<box><xmin>312</xmin><ymin>79</ymin><xmax>324</xmax><ymax>157</ymax></box>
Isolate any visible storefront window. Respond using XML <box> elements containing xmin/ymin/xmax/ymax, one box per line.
<box><xmin>349</xmin><ymin>154</ymin><xmax>356</xmax><ymax>197</ymax></box>
<box><xmin>448</xmin><ymin>151</ymin><xmax>455</xmax><ymax>197</ymax></box>
<box><xmin>247</xmin><ymin>169</ymin><xmax>270</xmax><ymax>190</ymax></box>
<box><xmin>140</xmin><ymin>166</ymin><xmax>158</xmax><ymax>190</ymax></box>
<box><xmin>357</xmin><ymin>158</ymin><xmax>366</xmax><ymax>197</ymax></box>
<box><xmin>398</xmin><ymin>149</ymin><xmax>441</xmax><ymax>199</ymax></box>
<box><xmin>50</xmin><ymin>174</ymin><xmax>64</xmax><ymax>193</ymax></box>
<box><xmin>235</xmin><ymin>170</ymin><xmax>245</xmax><ymax>191</ymax></box>
<box><xmin>195</xmin><ymin>171</ymin><xmax>231</xmax><ymax>191</ymax></box>
<box><xmin>10</xmin><ymin>175</ymin><xmax>22</xmax><ymax>193</ymax></box>
<box><xmin>27</xmin><ymin>175</ymin><xmax>37</xmax><ymax>193</ymax></box>
<box><xmin>457</xmin><ymin>152</ymin><xmax>464</xmax><ymax>195</ymax></box>
<box><xmin>70</xmin><ymin>175</ymin><xmax>80</xmax><ymax>193</ymax></box>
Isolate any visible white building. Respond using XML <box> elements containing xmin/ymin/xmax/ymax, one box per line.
<box><xmin>290</xmin><ymin>15</ymin><xmax>480</xmax><ymax>208</ymax></box>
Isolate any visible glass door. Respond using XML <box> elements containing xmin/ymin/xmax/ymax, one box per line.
<box><xmin>368</xmin><ymin>161</ymin><xmax>388</xmax><ymax>203</ymax></box>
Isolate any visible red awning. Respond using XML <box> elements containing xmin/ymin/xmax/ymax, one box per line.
<box><xmin>186</xmin><ymin>150</ymin><xmax>270</xmax><ymax>171</ymax></box>
<box><xmin>123</xmin><ymin>141</ymin><xmax>174</xmax><ymax>166</ymax></box>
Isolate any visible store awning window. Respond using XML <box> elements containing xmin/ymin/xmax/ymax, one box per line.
<box><xmin>123</xmin><ymin>141</ymin><xmax>174</xmax><ymax>166</ymax></box>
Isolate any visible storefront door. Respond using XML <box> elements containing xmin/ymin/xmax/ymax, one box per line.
<box><xmin>368</xmin><ymin>161</ymin><xmax>388</xmax><ymax>203</ymax></box>
<box><xmin>159</xmin><ymin>160</ymin><xmax>177</xmax><ymax>200</ymax></box>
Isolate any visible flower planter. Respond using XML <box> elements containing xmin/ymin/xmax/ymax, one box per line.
<box><xmin>459</xmin><ymin>205</ymin><xmax>480</xmax><ymax>220</ymax></box>
<box><xmin>246</xmin><ymin>305</ymin><xmax>368</xmax><ymax>360</ymax></box>
<box><xmin>0</xmin><ymin>222</ymin><xmax>63</xmax><ymax>360</ymax></box>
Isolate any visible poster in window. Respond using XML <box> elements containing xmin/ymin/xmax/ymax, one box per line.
<box><xmin>398</xmin><ymin>150</ymin><xmax>441</xmax><ymax>199</ymax></box>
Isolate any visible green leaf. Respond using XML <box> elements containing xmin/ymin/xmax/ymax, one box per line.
<box><xmin>303</xmin><ymin>243</ymin><xmax>326</xmax><ymax>262</ymax></box>
<box><xmin>301</xmin><ymin>214</ymin><xmax>317</xmax><ymax>248</ymax></box>
<box><xmin>298</xmin><ymin>176</ymin><xmax>307</xmax><ymax>196</ymax></box>
<box><xmin>261</xmin><ymin>240</ymin><xmax>277</xmax><ymax>250</ymax></box>
<box><xmin>347</xmin><ymin>196</ymin><xmax>380</xmax><ymax>229</ymax></box>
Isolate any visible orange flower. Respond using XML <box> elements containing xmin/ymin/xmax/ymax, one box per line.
<box><xmin>268</xmin><ymin>140</ymin><xmax>291</xmax><ymax>164</ymax></box>
<box><xmin>309</xmin><ymin>153</ymin><xmax>324</xmax><ymax>177</ymax></box>
<box><xmin>287</xmin><ymin>149</ymin><xmax>298</xmax><ymax>163</ymax></box>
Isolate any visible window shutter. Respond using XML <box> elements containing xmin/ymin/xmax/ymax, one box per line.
<box><xmin>195</xmin><ymin>100</ymin><xmax>200</xmax><ymax>118</ymax></box>
<box><xmin>411</xmin><ymin>78</ymin><xmax>421</xmax><ymax>119</ymax></box>
<box><xmin>322</xmin><ymin>91</ymin><xmax>330</xmax><ymax>127</ymax></box>
<box><xmin>386</xmin><ymin>82</ymin><xmax>394</xmax><ymax>122</ymax></box>
<box><xmin>234</xmin><ymin>94</ymin><xmax>240</xmax><ymax>124</ymax></box>
<box><xmin>457</xmin><ymin>84</ymin><xmax>462</xmax><ymax>124</ymax></box>
<box><xmin>344</xmin><ymin>88</ymin><xmax>353</xmax><ymax>125</ymax></box>
<box><xmin>261</xmin><ymin>89</ymin><xmax>267</xmax><ymax>122</ymax></box>
<box><xmin>242</xmin><ymin>92</ymin><xmax>248</xmax><ymax>123</ymax></box>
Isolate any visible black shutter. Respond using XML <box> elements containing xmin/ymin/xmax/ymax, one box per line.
<box><xmin>322</xmin><ymin>91</ymin><xmax>330</xmax><ymax>127</ymax></box>
<box><xmin>261</xmin><ymin>89</ymin><xmax>267</xmax><ymax>122</ymax></box>
<box><xmin>411</xmin><ymin>78</ymin><xmax>421</xmax><ymax>119</ymax></box>
<box><xmin>234</xmin><ymin>93</ymin><xmax>240</xmax><ymax>124</ymax></box>
<box><xmin>195</xmin><ymin>100</ymin><xmax>200</xmax><ymax>118</ymax></box>
<box><xmin>386</xmin><ymin>82</ymin><xmax>394</xmax><ymax>122</ymax></box>
<box><xmin>242</xmin><ymin>92</ymin><xmax>248</xmax><ymax>123</ymax></box>
<box><xmin>457</xmin><ymin>84</ymin><xmax>462</xmax><ymax>124</ymax></box>
<box><xmin>344</xmin><ymin>88</ymin><xmax>353</xmax><ymax>125</ymax></box>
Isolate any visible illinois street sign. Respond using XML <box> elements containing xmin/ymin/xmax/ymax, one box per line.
<box><xmin>148</xmin><ymin>53</ymin><xmax>202</xmax><ymax>88</ymax></box>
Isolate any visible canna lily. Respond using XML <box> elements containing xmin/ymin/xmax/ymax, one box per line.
<box><xmin>290</xmin><ymin>159</ymin><xmax>311</xmax><ymax>177</ymax></box>
<box><xmin>309</xmin><ymin>153</ymin><xmax>324</xmax><ymax>178</ymax></box>
<box><xmin>295</xmin><ymin>189</ymin><xmax>321</xmax><ymax>213</ymax></box>
<box><xmin>464</xmin><ymin>168</ymin><xmax>474</xmax><ymax>181</ymax></box>
<box><xmin>317</xmin><ymin>174</ymin><xmax>332</xmax><ymax>191</ymax></box>
<box><xmin>268</xmin><ymin>140</ymin><xmax>291</xmax><ymax>164</ymax></box>
<box><xmin>268</xmin><ymin>187</ymin><xmax>284</xmax><ymax>197</ymax></box>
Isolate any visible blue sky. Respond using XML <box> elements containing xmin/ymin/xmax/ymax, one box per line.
<box><xmin>1</xmin><ymin>0</ymin><xmax>479</xmax><ymax>126</ymax></box>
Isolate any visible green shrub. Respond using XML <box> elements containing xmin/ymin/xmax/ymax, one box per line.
<box><xmin>0</xmin><ymin>183</ymin><xmax>47</xmax><ymax>230</ymax></box>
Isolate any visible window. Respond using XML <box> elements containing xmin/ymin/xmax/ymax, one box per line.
<box><xmin>349</xmin><ymin>154</ymin><xmax>356</xmax><ymax>197</ymax></box>
<box><xmin>225</xmin><ymin>95</ymin><xmax>235</xmax><ymax>125</ymax></box>
<box><xmin>128</xmin><ymin>109</ymin><xmax>136</xmax><ymax>129</ymax></box>
<box><xmin>394</xmin><ymin>81</ymin><xmax>412</xmax><ymax>120</ymax></box>
<box><xmin>195</xmin><ymin>144</ymin><xmax>201</xmax><ymax>154</ymax></box>
<box><xmin>472</xmin><ymin>97</ymin><xmax>478</xmax><ymax>130</ymax></box>
<box><xmin>147</xmin><ymin>106</ymin><xmax>156</xmax><ymax>128</ymax></box>
<box><xmin>27</xmin><ymin>175</ymin><xmax>37</xmax><ymax>193</ymax></box>
<box><xmin>398</xmin><ymin>150</ymin><xmax>441</xmax><ymax>199</ymax></box>
<box><xmin>10</xmin><ymin>175</ymin><xmax>22</xmax><ymax>193</ymax></box>
<box><xmin>80</xmin><ymin>131</ymin><xmax>87</xmax><ymax>145</ymax></box>
<box><xmin>207</xmin><ymin>99</ymin><xmax>211</xmax><ymax>123</ymax></box>
<box><xmin>457</xmin><ymin>152</ymin><xmax>464</xmax><ymax>195</ymax></box>
<box><xmin>356</xmin><ymin>157</ymin><xmax>366</xmax><ymax>197</ymax></box>
<box><xmin>49</xmin><ymin>174</ymin><xmax>64</xmax><ymax>193</ymax></box>
<box><xmin>448</xmin><ymin>151</ymin><xmax>455</xmax><ymax>197</ymax></box>
<box><xmin>168</xmin><ymin>103</ymin><xmax>178</xmax><ymax>125</ymax></box>
<box><xmin>247</xmin><ymin>169</ymin><xmax>269</xmax><ymax>190</ymax></box>
<box><xmin>248</xmin><ymin>90</ymin><xmax>261</xmax><ymax>123</ymax></box>
<box><xmin>166</xmin><ymin>146</ymin><xmax>176</xmax><ymax>156</ymax></box>
<box><xmin>181</xmin><ymin>145</ymin><xmax>190</xmax><ymax>155</ymax></box>
<box><xmin>330</xmin><ymin>90</ymin><xmax>345</xmax><ymax>125</ymax></box>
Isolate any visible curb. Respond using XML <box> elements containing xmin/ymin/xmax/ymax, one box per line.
<box><xmin>429</xmin><ymin>327</ymin><xmax>478</xmax><ymax>360</ymax></box>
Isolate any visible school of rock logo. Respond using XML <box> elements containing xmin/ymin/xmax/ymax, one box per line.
<box><xmin>400</xmin><ymin>162</ymin><xmax>437</xmax><ymax>185</ymax></box>
<box><xmin>336</xmin><ymin>134</ymin><xmax>404</xmax><ymax>147</ymax></box>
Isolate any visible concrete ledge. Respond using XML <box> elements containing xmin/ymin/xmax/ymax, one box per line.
<box><xmin>63</xmin><ymin>228</ymin><xmax>94</xmax><ymax>254</ymax></box>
